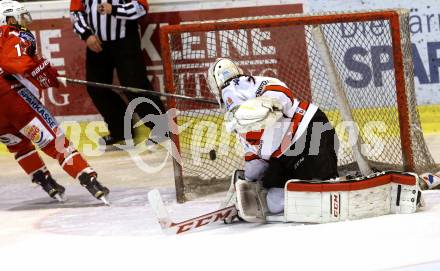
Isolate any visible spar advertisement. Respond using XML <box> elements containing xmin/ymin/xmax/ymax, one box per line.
<box><xmin>24</xmin><ymin>0</ymin><xmax>440</xmax><ymax>119</ymax></box>
<box><xmin>307</xmin><ymin>0</ymin><xmax>440</xmax><ymax>105</ymax></box>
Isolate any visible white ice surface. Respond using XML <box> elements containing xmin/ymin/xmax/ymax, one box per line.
<box><xmin>0</xmin><ymin>139</ymin><xmax>440</xmax><ymax>271</ymax></box>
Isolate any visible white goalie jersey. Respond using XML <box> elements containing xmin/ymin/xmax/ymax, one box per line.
<box><xmin>221</xmin><ymin>75</ymin><xmax>318</xmax><ymax>181</ymax></box>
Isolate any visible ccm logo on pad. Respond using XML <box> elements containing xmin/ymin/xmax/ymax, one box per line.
<box><xmin>330</xmin><ymin>193</ymin><xmax>340</xmax><ymax>218</ymax></box>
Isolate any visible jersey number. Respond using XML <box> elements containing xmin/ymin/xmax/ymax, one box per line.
<box><xmin>15</xmin><ymin>44</ymin><xmax>22</xmax><ymax>57</ymax></box>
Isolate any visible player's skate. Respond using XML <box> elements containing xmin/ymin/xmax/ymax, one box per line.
<box><xmin>78</xmin><ymin>172</ymin><xmax>110</xmax><ymax>205</ymax></box>
<box><xmin>32</xmin><ymin>170</ymin><xmax>66</xmax><ymax>202</ymax></box>
<box><xmin>420</xmin><ymin>173</ymin><xmax>440</xmax><ymax>190</ymax></box>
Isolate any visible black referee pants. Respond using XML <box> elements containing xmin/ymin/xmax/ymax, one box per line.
<box><xmin>86</xmin><ymin>29</ymin><xmax>165</xmax><ymax>140</ymax></box>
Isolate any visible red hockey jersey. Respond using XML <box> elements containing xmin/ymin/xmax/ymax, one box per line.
<box><xmin>0</xmin><ymin>25</ymin><xmax>42</xmax><ymax>97</ymax></box>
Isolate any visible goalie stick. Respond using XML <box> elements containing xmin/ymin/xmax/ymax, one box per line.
<box><xmin>57</xmin><ymin>77</ymin><xmax>218</xmax><ymax>105</ymax></box>
<box><xmin>148</xmin><ymin>189</ymin><xmax>238</xmax><ymax>234</ymax></box>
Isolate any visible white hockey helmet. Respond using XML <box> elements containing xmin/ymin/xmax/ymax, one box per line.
<box><xmin>0</xmin><ymin>0</ymin><xmax>32</xmax><ymax>26</ymax></box>
<box><xmin>207</xmin><ymin>58</ymin><xmax>243</xmax><ymax>106</ymax></box>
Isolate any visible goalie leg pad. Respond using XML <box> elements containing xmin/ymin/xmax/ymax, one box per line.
<box><xmin>235</xmin><ymin>179</ymin><xmax>267</xmax><ymax>223</ymax></box>
<box><xmin>219</xmin><ymin>169</ymin><xmax>244</xmax><ymax>209</ymax></box>
<box><xmin>284</xmin><ymin>171</ymin><xmax>422</xmax><ymax>223</ymax></box>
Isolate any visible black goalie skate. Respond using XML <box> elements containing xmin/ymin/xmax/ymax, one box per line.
<box><xmin>78</xmin><ymin>172</ymin><xmax>110</xmax><ymax>205</ymax></box>
<box><xmin>32</xmin><ymin>170</ymin><xmax>66</xmax><ymax>202</ymax></box>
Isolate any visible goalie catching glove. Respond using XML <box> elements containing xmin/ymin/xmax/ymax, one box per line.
<box><xmin>225</xmin><ymin>96</ymin><xmax>283</xmax><ymax>133</ymax></box>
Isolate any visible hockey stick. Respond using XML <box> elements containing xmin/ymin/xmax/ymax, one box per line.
<box><xmin>148</xmin><ymin>189</ymin><xmax>238</xmax><ymax>234</ymax></box>
<box><xmin>57</xmin><ymin>77</ymin><xmax>218</xmax><ymax>105</ymax></box>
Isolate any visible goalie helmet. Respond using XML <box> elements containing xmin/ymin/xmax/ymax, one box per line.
<box><xmin>207</xmin><ymin>58</ymin><xmax>243</xmax><ymax>106</ymax></box>
<box><xmin>0</xmin><ymin>0</ymin><xmax>32</xmax><ymax>26</ymax></box>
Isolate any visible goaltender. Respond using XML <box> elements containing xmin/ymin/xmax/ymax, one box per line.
<box><xmin>207</xmin><ymin>58</ymin><xmax>339</xmax><ymax>215</ymax></box>
<box><xmin>208</xmin><ymin>58</ymin><xmax>424</xmax><ymax>224</ymax></box>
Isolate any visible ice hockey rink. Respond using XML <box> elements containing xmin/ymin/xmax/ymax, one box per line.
<box><xmin>0</xmin><ymin>0</ymin><xmax>438</xmax><ymax>269</ymax></box>
<box><xmin>0</xmin><ymin>135</ymin><xmax>438</xmax><ymax>271</ymax></box>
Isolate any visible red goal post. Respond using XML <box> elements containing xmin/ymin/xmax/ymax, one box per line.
<box><xmin>160</xmin><ymin>9</ymin><xmax>438</xmax><ymax>202</ymax></box>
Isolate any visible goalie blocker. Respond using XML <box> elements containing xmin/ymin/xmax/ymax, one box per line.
<box><xmin>234</xmin><ymin>171</ymin><xmax>423</xmax><ymax>224</ymax></box>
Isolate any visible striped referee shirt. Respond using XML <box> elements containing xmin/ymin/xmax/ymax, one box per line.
<box><xmin>70</xmin><ymin>0</ymin><xmax>148</xmax><ymax>41</ymax></box>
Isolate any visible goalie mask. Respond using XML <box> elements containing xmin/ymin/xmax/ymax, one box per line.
<box><xmin>207</xmin><ymin>58</ymin><xmax>243</xmax><ymax>107</ymax></box>
<box><xmin>0</xmin><ymin>1</ymin><xmax>32</xmax><ymax>27</ymax></box>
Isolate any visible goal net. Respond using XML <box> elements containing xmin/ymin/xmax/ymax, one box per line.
<box><xmin>160</xmin><ymin>9</ymin><xmax>439</xmax><ymax>202</ymax></box>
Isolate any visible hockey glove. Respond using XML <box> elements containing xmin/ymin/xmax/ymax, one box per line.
<box><xmin>27</xmin><ymin>58</ymin><xmax>60</xmax><ymax>89</ymax></box>
<box><xmin>225</xmin><ymin>96</ymin><xmax>283</xmax><ymax>133</ymax></box>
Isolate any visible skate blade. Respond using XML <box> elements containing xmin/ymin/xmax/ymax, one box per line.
<box><xmin>100</xmin><ymin>196</ymin><xmax>110</xmax><ymax>206</ymax></box>
<box><xmin>54</xmin><ymin>193</ymin><xmax>66</xmax><ymax>203</ymax></box>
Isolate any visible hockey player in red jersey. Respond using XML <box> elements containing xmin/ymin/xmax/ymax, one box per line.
<box><xmin>0</xmin><ymin>0</ymin><xmax>109</xmax><ymax>203</ymax></box>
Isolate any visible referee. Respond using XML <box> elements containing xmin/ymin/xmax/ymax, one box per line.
<box><xmin>70</xmin><ymin>0</ymin><xmax>166</xmax><ymax>146</ymax></box>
